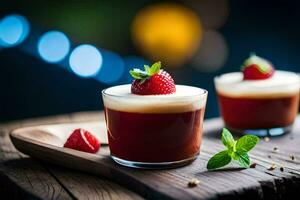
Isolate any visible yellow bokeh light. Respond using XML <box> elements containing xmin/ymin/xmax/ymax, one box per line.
<box><xmin>131</xmin><ymin>3</ymin><xmax>203</xmax><ymax>67</ymax></box>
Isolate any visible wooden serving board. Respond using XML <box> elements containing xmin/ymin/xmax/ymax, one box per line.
<box><xmin>10</xmin><ymin>117</ymin><xmax>300</xmax><ymax>200</ymax></box>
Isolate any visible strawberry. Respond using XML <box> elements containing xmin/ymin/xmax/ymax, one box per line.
<box><xmin>64</xmin><ymin>128</ymin><xmax>100</xmax><ymax>153</ymax></box>
<box><xmin>242</xmin><ymin>53</ymin><xmax>275</xmax><ymax>80</ymax></box>
<box><xmin>130</xmin><ymin>61</ymin><xmax>176</xmax><ymax>95</ymax></box>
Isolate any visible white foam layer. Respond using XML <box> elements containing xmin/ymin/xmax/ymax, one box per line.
<box><xmin>214</xmin><ymin>70</ymin><xmax>300</xmax><ymax>98</ymax></box>
<box><xmin>102</xmin><ymin>84</ymin><xmax>207</xmax><ymax>113</ymax></box>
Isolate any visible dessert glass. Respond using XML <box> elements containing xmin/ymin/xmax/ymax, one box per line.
<box><xmin>214</xmin><ymin>71</ymin><xmax>300</xmax><ymax>136</ymax></box>
<box><xmin>102</xmin><ymin>84</ymin><xmax>207</xmax><ymax>169</ymax></box>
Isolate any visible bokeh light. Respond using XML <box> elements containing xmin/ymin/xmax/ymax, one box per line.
<box><xmin>123</xmin><ymin>56</ymin><xmax>150</xmax><ymax>82</ymax></box>
<box><xmin>185</xmin><ymin>0</ymin><xmax>229</xmax><ymax>29</ymax></box>
<box><xmin>190</xmin><ymin>30</ymin><xmax>228</xmax><ymax>72</ymax></box>
<box><xmin>131</xmin><ymin>3</ymin><xmax>202</xmax><ymax>67</ymax></box>
<box><xmin>0</xmin><ymin>14</ymin><xmax>30</xmax><ymax>47</ymax></box>
<box><xmin>95</xmin><ymin>50</ymin><xmax>125</xmax><ymax>84</ymax></box>
<box><xmin>69</xmin><ymin>44</ymin><xmax>102</xmax><ymax>77</ymax></box>
<box><xmin>38</xmin><ymin>31</ymin><xmax>70</xmax><ymax>63</ymax></box>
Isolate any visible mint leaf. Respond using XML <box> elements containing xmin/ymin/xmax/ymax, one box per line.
<box><xmin>235</xmin><ymin>152</ymin><xmax>250</xmax><ymax>168</ymax></box>
<box><xmin>149</xmin><ymin>61</ymin><xmax>161</xmax><ymax>75</ymax></box>
<box><xmin>221</xmin><ymin>128</ymin><xmax>235</xmax><ymax>149</ymax></box>
<box><xmin>207</xmin><ymin>128</ymin><xmax>260</xmax><ymax>170</ymax></box>
<box><xmin>207</xmin><ymin>150</ymin><xmax>232</xmax><ymax>170</ymax></box>
<box><xmin>236</xmin><ymin>135</ymin><xmax>259</xmax><ymax>154</ymax></box>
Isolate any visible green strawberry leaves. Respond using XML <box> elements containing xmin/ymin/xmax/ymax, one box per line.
<box><xmin>148</xmin><ymin>61</ymin><xmax>161</xmax><ymax>75</ymax></box>
<box><xmin>207</xmin><ymin>128</ymin><xmax>259</xmax><ymax>170</ymax></box>
<box><xmin>129</xmin><ymin>61</ymin><xmax>161</xmax><ymax>82</ymax></box>
<box><xmin>129</xmin><ymin>69</ymin><xmax>149</xmax><ymax>80</ymax></box>
<box><xmin>241</xmin><ymin>53</ymin><xmax>272</xmax><ymax>74</ymax></box>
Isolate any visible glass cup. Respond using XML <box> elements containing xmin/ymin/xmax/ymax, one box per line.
<box><xmin>102</xmin><ymin>84</ymin><xmax>207</xmax><ymax>169</ymax></box>
<box><xmin>214</xmin><ymin>71</ymin><xmax>300</xmax><ymax>136</ymax></box>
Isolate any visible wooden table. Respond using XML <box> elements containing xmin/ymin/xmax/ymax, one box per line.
<box><xmin>1</xmin><ymin>111</ymin><xmax>300</xmax><ymax>200</ymax></box>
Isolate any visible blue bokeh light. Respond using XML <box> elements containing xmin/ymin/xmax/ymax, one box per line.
<box><xmin>0</xmin><ymin>14</ymin><xmax>30</xmax><ymax>47</ymax></box>
<box><xmin>69</xmin><ymin>44</ymin><xmax>102</xmax><ymax>77</ymax></box>
<box><xmin>38</xmin><ymin>31</ymin><xmax>70</xmax><ymax>63</ymax></box>
<box><xmin>123</xmin><ymin>56</ymin><xmax>150</xmax><ymax>82</ymax></box>
<box><xmin>95</xmin><ymin>50</ymin><xmax>125</xmax><ymax>84</ymax></box>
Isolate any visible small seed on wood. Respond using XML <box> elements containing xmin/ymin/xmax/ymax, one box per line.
<box><xmin>280</xmin><ymin>167</ymin><xmax>284</xmax><ymax>172</ymax></box>
<box><xmin>188</xmin><ymin>178</ymin><xmax>200</xmax><ymax>188</ymax></box>
<box><xmin>264</xmin><ymin>137</ymin><xmax>270</xmax><ymax>142</ymax></box>
<box><xmin>290</xmin><ymin>155</ymin><xmax>295</xmax><ymax>161</ymax></box>
<box><xmin>268</xmin><ymin>164</ymin><xmax>277</xmax><ymax>170</ymax></box>
<box><xmin>250</xmin><ymin>163</ymin><xmax>257</xmax><ymax>168</ymax></box>
<box><xmin>273</xmin><ymin>147</ymin><xmax>279</xmax><ymax>153</ymax></box>
<box><xmin>268</xmin><ymin>155</ymin><xmax>272</xmax><ymax>159</ymax></box>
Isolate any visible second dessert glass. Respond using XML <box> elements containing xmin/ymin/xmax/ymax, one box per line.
<box><xmin>214</xmin><ymin>71</ymin><xmax>300</xmax><ymax>136</ymax></box>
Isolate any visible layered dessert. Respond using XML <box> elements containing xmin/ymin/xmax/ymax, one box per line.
<box><xmin>215</xmin><ymin>54</ymin><xmax>300</xmax><ymax>136</ymax></box>
<box><xmin>102</xmin><ymin>62</ymin><xmax>207</xmax><ymax>168</ymax></box>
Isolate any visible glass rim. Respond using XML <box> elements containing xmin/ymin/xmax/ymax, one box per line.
<box><xmin>102</xmin><ymin>84</ymin><xmax>208</xmax><ymax>100</ymax></box>
<box><xmin>214</xmin><ymin>71</ymin><xmax>300</xmax><ymax>88</ymax></box>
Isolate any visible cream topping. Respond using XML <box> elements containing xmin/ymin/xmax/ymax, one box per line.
<box><xmin>214</xmin><ymin>70</ymin><xmax>300</xmax><ymax>98</ymax></box>
<box><xmin>102</xmin><ymin>84</ymin><xmax>207</xmax><ymax>113</ymax></box>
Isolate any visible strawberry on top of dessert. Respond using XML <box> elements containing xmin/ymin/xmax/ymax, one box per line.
<box><xmin>130</xmin><ymin>61</ymin><xmax>176</xmax><ymax>95</ymax></box>
<box><xmin>241</xmin><ymin>53</ymin><xmax>275</xmax><ymax>80</ymax></box>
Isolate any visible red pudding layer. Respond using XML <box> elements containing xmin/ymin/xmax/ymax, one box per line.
<box><xmin>217</xmin><ymin>93</ymin><xmax>299</xmax><ymax>130</ymax></box>
<box><xmin>104</xmin><ymin>108</ymin><xmax>204</xmax><ymax>162</ymax></box>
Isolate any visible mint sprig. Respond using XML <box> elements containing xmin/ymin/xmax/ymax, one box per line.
<box><xmin>129</xmin><ymin>61</ymin><xmax>161</xmax><ymax>83</ymax></box>
<box><xmin>207</xmin><ymin>128</ymin><xmax>259</xmax><ymax>170</ymax></box>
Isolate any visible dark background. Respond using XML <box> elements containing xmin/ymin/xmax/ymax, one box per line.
<box><xmin>1</xmin><ymin>0</ymin><xmax>299</xmax><ymax>122</ymax></box>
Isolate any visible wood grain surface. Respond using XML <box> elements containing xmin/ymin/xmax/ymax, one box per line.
<box><xmin>2</xmin><ymin>111</ymin><xmax>300</xmax><ymax>200</ymax></box>
<box><xmin>0</xmin><ymin>112</ymin><xmax>143</xmax><ymax>200</ymax></box>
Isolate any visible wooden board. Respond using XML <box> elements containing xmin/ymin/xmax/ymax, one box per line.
<box><xmin>9</xmin><ymin>114</ymin><xmax>300</xmax><ymax>200</ymax></box>
<box><xmin>0</xmin><ymin>112</ymin><xmax>143</xmax><ymax>200</ymax></box>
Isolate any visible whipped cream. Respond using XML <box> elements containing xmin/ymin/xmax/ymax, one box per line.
<box><xmin>102</xmin><ymin>84</ymin><xmax>207</xmax><ymax>113</ymax></box>
<box><xmin>214</xmin><ymin>70</ymin><xmax>300</xmax><ymax>98</ymax></box>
